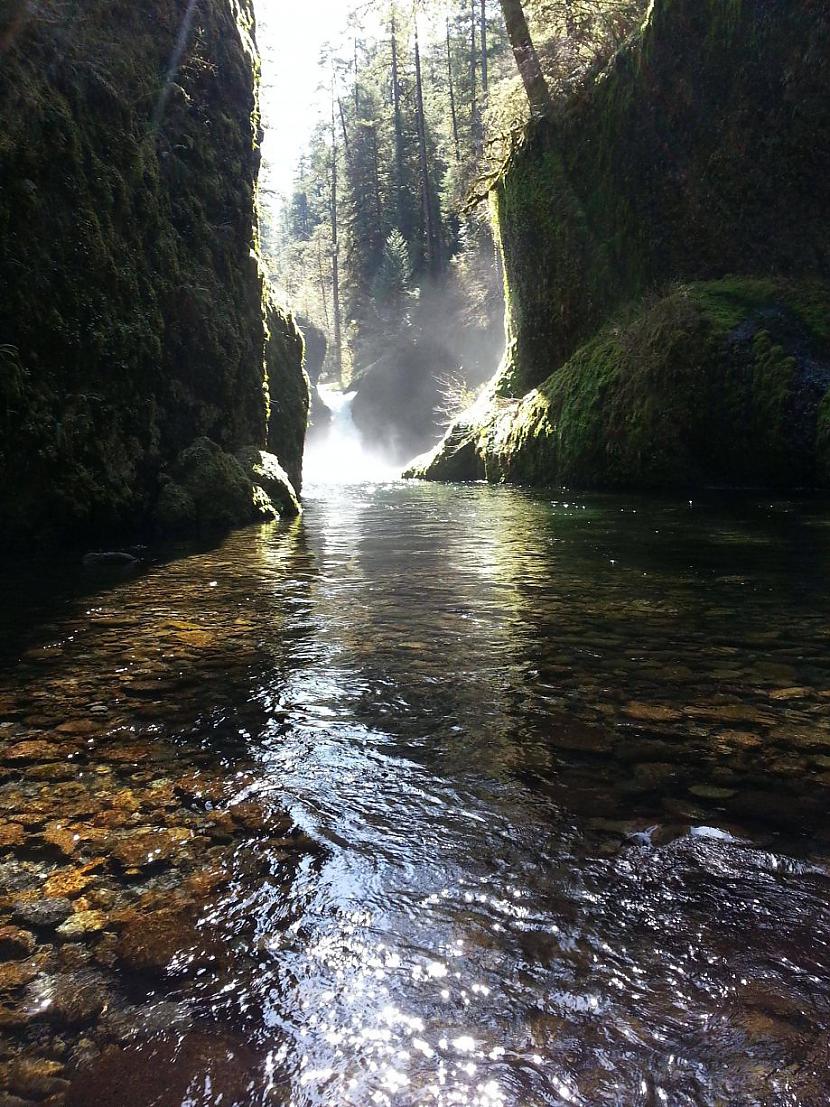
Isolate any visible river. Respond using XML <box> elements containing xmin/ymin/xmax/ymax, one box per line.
<box><xmin>0</xmin><ymin>481</ymin><xmax>829</xmax><ymax>1106</ymax></box>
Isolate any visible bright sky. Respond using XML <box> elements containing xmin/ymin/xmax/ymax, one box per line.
<box><xmin>255</xmin><ymin>0</ymin><xmax>354</xmax><ymax>201</ymax></box>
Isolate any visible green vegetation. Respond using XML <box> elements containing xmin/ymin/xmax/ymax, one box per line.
<box><xmin>410</xmin><ymin>279</ymin><xmax>830</xmax><ymax>489</ymax></box>
<box><xmin>493</xmin><ymin>0</ymin><xmax>830</xmax><ymax>396</ymax></box>
<box><xmin>0</xmin><ymin>0</ymin><xmax>307</xmax><ymax>548</ymax></box>
<box><xmin>268</xmin><ymin>1</ymin><xmax>645</xmax><ymax>458</ymax></box>
<box><xmin>411</xmin><ymin>0</ymin><xmax>830</xmax><ymax>492</ymax></box>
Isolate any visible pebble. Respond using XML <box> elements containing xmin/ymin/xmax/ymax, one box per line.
<box><xmin>688</xmin><ymin>784</ymin><xmax>738</xmax><ymax>800</ymax></box>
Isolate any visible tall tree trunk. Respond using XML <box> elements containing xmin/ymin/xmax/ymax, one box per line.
<box><xmin>354</xmin><ymin>37</ymin><xmax>360</xmax><ymax>116</ymax></box>
<box><xmin>316</xmin><ymin>238</ymin><xmax>331</xmax><ymax>333</ymax></box>
<box><xmin>414</xmin><ymin>18</ymin><xmax>439</xmax><ymax>274</ymax></box>
<box><xmin>446</xmin><ymin>17</ymin><xmax>461</xmax><ymax>161</ymax></box>
<box><xmin>330</xmin><ymin>91</ymin><xmax>343</xmax><ymax>384</ymax></box>
<box><xmin>390</xmin><ymin>8</ymin><xmax>406</xmax><ymax>232</ymax></box>
<box><xmin>480</xmin><ymin>0</ymin><xmax>488</xmax><ymax>95</ymax></box>
<box><xmin>469</xmin><ymin>0</ymin><xmax>477</xmax><ymax>129</ymax></box>
<box><xmin>337</xmin><ymin>98</ymin><xmax>351</xmax><ymax>163</ymax></box>
<box><xmin>370</xmin><ymin>121</ymin><xmax>383</xmax><ymax>229</ymax></box>
<box><xmin>498</xmin><ymin>0</ymin><xmax>552</xmax><ymax>117</ymax></box>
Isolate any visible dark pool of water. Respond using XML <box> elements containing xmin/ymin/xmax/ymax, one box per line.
<box><xmin>0</xmin><ymin>483</ymin><xmax>829</xmax><ymax>1106</ymax></box>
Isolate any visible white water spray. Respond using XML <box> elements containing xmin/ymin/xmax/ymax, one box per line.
<box><xmin>303</xmin><ymin>385</ymin><xmax>400</xmax><ymax>485</ymax></box>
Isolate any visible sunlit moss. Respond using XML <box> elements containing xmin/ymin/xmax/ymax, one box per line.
<box><xmin>414</xmin><ymin>279</ymin><xmax>830</xmax><ymax>491</ymax></box>
<box><xmin>489</xmin><ymin>0</ymin><xmax>830</xmax><ymax>398</ymax></box>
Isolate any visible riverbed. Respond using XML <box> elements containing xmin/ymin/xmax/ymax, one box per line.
<box><xmin>1</xmin><ymin>482</ymin><xmax>829</xmax><ymax>1106</ymax></box>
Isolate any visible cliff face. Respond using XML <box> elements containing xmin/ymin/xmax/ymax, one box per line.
<box><xmin>495</xmin><ymin>0</ymin><xmax>830</xmax><ymax>398</ymax></box>
<box><xmin>410</xmin><ymin>0</ymin><xmax>830</xmax><ymax>491</ymax></box>
<box><xmin>0</xmin><ymin>0</ymin><xmax>307</xmax><ymax>549</ymax></box>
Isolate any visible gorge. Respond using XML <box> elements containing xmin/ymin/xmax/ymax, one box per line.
<box><xmin>0</xmin><ymin>3</ymin><xmax>829</xmax><ymax>1106</ymax></box>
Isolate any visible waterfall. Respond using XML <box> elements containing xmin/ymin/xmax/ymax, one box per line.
<box><xmin>303</xmin><ymin>385</ymin><xmax>400</xmax><ymax>485</ymax></box>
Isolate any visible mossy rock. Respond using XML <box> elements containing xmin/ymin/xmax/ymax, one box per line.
<box><xmin>414</xmin><ymin>279</ymin><xmax>830</xmax><ymax>492</ymax></box>
<box><xmin>154</xmin><ymin>437</ymin><xmax>268</xmax><ymax>535</ymax></box>
<box><xmin>237</xmin><ymin>446</ymin><xmax>301</xmax><ymax>518</ymax></box>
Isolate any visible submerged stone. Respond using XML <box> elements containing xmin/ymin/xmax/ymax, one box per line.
<box><xmin>13</xmin><ymin>898</ymin><xmax>73</xmax><ymax>930</ymax></box>
<box><xmin>65</xmin><ymin>1032</ymin><xmax>260</xmax><ymax>1107</ymax></box>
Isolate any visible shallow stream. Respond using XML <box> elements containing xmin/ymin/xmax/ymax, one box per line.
<box><xmin>1</xmin><ymin>482</ymin><xmax>829</xmax><ymax>1106</ymax></box>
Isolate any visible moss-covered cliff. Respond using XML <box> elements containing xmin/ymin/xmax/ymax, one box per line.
<box><xmin>0</xmin><ymin>0</ymin><xmax>308</xmax><ymax>549</ymax></box>
<box><xmin>409</xmin><ymin>279</ymin><xmax>830</xmax><ymax>489</ymax></box>
<box><xmin>410</xmin><ymin>0</ymin><xmax>830</xmax><ymax>491</ymax></box>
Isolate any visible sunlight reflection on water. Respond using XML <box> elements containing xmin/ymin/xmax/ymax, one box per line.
<box><xmin>1</xmin><ymin>484</ymin><xmax>830</xmax><ymax>1106</ymax></box>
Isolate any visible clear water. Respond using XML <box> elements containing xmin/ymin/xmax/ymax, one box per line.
<box><xmin>0</xmin><ymin>482</ymin><xmax>829</xmax><ymax>1106</ymax></box>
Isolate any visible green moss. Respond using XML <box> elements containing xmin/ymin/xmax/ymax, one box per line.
<box><xmin>415</xmin><ymin>279</ymin><xmax>830</xmax><ymax>492</ymax></box>
<box><xmin>492</xmin><ymin>0</ymin><xmax>830</xmax><ymax>397</ymax></box>
<box><xmin>0</xmin><ymin>0</ymin><xmax>307</xmax><ymax>550</ymax></box>
<box><xmin>237</xmin><ymin>445</ymin><xmax>301</xmax><ymax>518</ymax></box>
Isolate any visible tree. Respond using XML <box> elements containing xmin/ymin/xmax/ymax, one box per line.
<box><xmin>329</xmin><ymin>86</ymin><xmax>344</xmax><ymax>383</ymax></box>
<box><xmin>497</xmin><ymin>0</ymin><xmax>551</xmax><ymax>117</ymax></box>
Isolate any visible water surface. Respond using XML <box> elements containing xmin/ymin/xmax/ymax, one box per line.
<box><xmin>1</xmin><ymin>483</ymin><xmax>829</xmax><ymax>1106</ymax></box>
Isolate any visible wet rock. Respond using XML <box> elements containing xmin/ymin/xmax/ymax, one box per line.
<box><xmin>685</xmin><ymin>704</ymin><xmax>775</xmax><ymax>725</ymax></box>
<box><xmin>688</xmin><ymin>784</ymin><xmax>738</xmax><ymax>801</ymax></box>
<box><xmin>56</xmin><ymin>719</ymin><xmax>101</xmax><ymax>737</ymax></box>
<box><xmin>229</xmin><ymin>800</ymin><xmax>291</xmax><ymax>835</ymax></box>
<box><xmin>109</xmin><ymin>828</ymin><xmax>190</xmax><ymax>871</ymax></box>
<box><xmin>622</xmin><ymin>703</ymin><xmax>682</xmax><ymax>723</ymax></box>
<box><xmin>769</xmin><ymin>725</ymin><xmax>830</xmax><ymax>751</ymax></box>
<box><xmin>56</xmin><ymin>910</ymin><xmax>107</xmax><ymax>941</ymax></box>
<box><xmin>43</xmin><ymin>860</ymin><xmax>102</xmax><ymax>900</ymax></box>
<box><xmin>65</xmin><ymin>1032</ymin><xmax>260</xmax><ymax>1107</ymax></box>
<box><xmin>114</xmin><ymin>907</ymin><xmax>208</xmax><ymax>976</ymax></box>
<box><xmin>40</xmin><ymin>825</ymin><xmax>79</xmax><ymax>858</ymax></box>
<box><xmin>173</xmin><ymin>772</ymin><xmax>226</xmax><ymax>811</ymax></box>
<box><xmin>2</xmin><ymin>742</ymin><xmax>57</xmax><ymax>765</ymax></box>
<box><xmin>768</xmin><ymin>687</ymin><xmax>812</xmax><ymax>701</ymax></box>
<box><xmin>0</xmin><ymin>825</ymin><xmax>24</xmax><ymax>850</ymax></box>
<box><xmin>0</xmin><ymin>959</ymin><xmax>39</xmax><ymax>992</ymax></box>
<box><xmin>0</xmin><ymin>927</ymin><xmax>36</xmax><ymax>961</ymax></box>
<box><xmin>633</xmin><ymin>762</ymin><xmax>686</xmax><ymax>789</ymax></box>
<box><xmin>47</xmin><ymin>974</ymin><xmax>108</xmax><ymax>1027</ymax></box>
<box><xmin>1</xmin><ymin>1057</ymin><xmax>68</xmax><ymax>1099</ymax></box>
<box><xmin>13</xmin><ymin>898</ymin><xmax>72</xmax><ymax>930</ymax></box>
<box><xmin>82</xmin><ymin>552</ymin><xmax>139</xmax><ymax>569</ymax></box>
<box><xmin>100</xmin><ymin>998</ymin><xmax>192</xmax><ymax>1042</ymax></box>
<box><xmin>713</xmin><ymin>729</ymin><xmax>763</xmax><ymax>751</ymax></box>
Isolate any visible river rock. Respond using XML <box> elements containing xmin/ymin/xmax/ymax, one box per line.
<box><xmin>688</xmin><ymin>784</ymin><xmax>738</xmax><ymax>801</ymax></box>
<box><xmin>56</xmin><ymin>910</ymin><xmax>107</xmax><ymax>941</ymax></box>
<box><xmin>56</xmin><ymin>719</ymin><xmax>101</xmax><ymax>737</ymax></box>
<box><xmin>109</xmin><ymin>828</ymin><xmax>190</xmax><ymax>871</ymax></box>
<box><xmin>65</xmin><ymin>1032</ymin><xmax>259</xmax><ymax>1107</ymax></box>
<box><xmin>47</xmin><ymin>974</ymin><xmax>108</xmax><ymax>1027</ymax></box>
<box><xmin>82</xmin><ymin>552</ymin><xmax>139</xmax><ymax>569</ymax></box>
<box><xmin>115</xmin><ymin>907</ymin><xmax>204</xmax><ymax>976</ymax></box>
<box><xmin>1</xmin><ymin>1057</ymin><xmax>68</xmax><ymax>1099</ymax></box>
<box><xmin>13</xmin><ymin>898</ymin><xmax>73</xmax><ymax>930</ymax></box>
<box><xmin>0</xmin><ymin>927</ymin><xmax>36</xmax><ymax>961</ymax></box>
<box><xmin>0</xmin><ymin>960</ymin><xmax>39</xmax><ymax>992</ymax></box>
<box><xmin>622</xmin><ymin>703</ymin><xmax>683</xmax><ymax>723</ymax></box>
<box><xmin>0</xmin><ymin>825</ymin><xmax>24</xmax><ymax>850</ymax></box>
<box><xmin>2</xmin><ymin>741</ymin><xmax>56</xmax><ymax>765</ymax></box>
